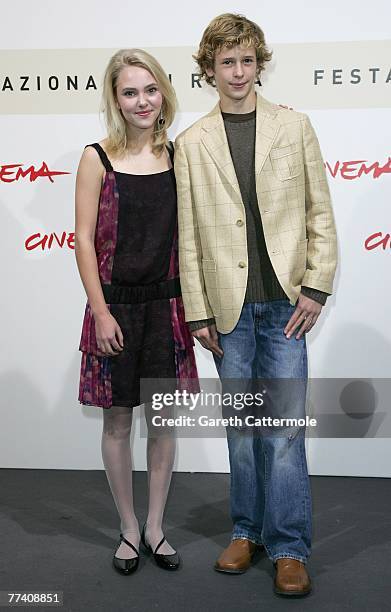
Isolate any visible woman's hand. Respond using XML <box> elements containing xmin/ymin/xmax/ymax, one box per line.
<box><xmin>95</xmin><ymin>311</ymin><xmax>124</xmax><ymax>356</ymax></box>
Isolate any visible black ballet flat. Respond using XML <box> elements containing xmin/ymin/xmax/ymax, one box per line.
<box><xmin>141</xmin><ymin>524</ymin><xmax>180</xmax><ymax>571</ymax></box>
<box><xmin>112</xmin><ymin>533</ymin><xmax>140</xmax><ymax>575</ymax></box>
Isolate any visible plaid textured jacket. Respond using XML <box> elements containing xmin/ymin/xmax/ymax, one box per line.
<box><xmin>174</xmin><ymin>94</ymin><xmax>338</xmax><ymax>334</ymax></box>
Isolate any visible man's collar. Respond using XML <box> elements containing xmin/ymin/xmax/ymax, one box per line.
<box><xmin>202</xmin><ymin>92</ymin><xmax>277</xmax><ymax>132</ymax></box>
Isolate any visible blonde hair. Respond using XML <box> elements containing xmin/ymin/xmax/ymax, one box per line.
<box><xmin>194</xmin><ymin>13</ymin><xmax>272</xmax><ymax>85</ymax></box>
<box><xmin>102</xmin><ymin>48</ymin><xmax>177</xmax><ymax>157</ymax></box>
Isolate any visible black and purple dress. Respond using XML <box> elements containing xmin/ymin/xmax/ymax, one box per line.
<box><xmin>78</xmin><ymin>143</ymin><xmax>199</xmax><ymax>409</ymax></box>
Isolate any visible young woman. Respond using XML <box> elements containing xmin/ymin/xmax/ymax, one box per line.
<box><xmin>75</xmin><ymin>49</ymin><xmax>199</xmax><ymax>575</ymax></box>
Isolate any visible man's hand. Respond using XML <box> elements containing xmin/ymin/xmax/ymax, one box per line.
<box><xmin>192</xmin><ymin>323</ymin><xmax>224</xmax><ymax>358</ymax></box>
<box><xmin>284</xmin><ymin>293</ymin><xmax>322</xmax><ymax>340</ymax></box>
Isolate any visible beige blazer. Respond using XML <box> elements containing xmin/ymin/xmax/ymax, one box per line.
<box><xmin>174</xmin><ymin>93</ymin><xmax>338</xmax><ymax>334</ymax></box>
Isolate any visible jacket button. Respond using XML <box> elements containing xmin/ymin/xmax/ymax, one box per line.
<box><xmin>238</xmin><ymin>261</ymin><xmax>246</xmax><ymax>268</ymax></box>
<box><xmin>236</xmin><ymin>219</ymin><xmax>244</xmax><ymax>227</ymax></box>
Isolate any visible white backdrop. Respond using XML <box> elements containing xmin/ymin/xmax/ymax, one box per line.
<box><xmin>1</xmin><ymin>0</ymin><xmax>390</xmax><ymax>475</ymax></box>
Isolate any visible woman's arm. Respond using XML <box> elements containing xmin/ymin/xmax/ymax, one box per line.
<box><xmin>75</xmin><ymin>147</ymin><xmax>123</xmax><ymax>356</ymax></box>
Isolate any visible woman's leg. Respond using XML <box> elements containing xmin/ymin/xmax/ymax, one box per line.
<box><xmin>143</xmin><ymin>405</ymin><xmax>176</xmax><ymax>554</ymax></box>
<box><xmin>101</xmin><ymin>405</ymin><xmax>139</xmax><ymax>559</ymax></box>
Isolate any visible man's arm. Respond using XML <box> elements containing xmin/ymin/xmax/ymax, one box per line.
<box><xmin>285</xmin><ymin>115</ymin><xmax>337</xmax><ymax>339</ymax></box>
<box><xmin>301</xmin><ymin>115</ymin><xmax>338</xmax><ymax>293</ymax></box>
<box><xmin>301</xmin><ymin>286</ymin><xmax>329</xmax><ymax>306</ymax></box>
<box><xmin>175</xmin><ymin>140</ymin><xmax>223</xmax><ymax>357</ymax></box>
<box><xmin>174</xmin><ymin>140</ymin><xmax>214</xmax><ymax>321</ymax></box>
<box><xmin>188</xmin><ymin>317</ymin><xmax>216</xmax><ymax>332</ymax></box>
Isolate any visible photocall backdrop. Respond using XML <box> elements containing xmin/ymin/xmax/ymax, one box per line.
<box><xmin>1</xmin><ymin>0</ymin><xmax>390</xmax><ymax>475</ymax></box>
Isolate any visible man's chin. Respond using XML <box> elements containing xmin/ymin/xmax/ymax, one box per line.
<box><xmin>230</xmin><ymin>88</ymin><xmax>252</xmax><ymax>101</ymax></box>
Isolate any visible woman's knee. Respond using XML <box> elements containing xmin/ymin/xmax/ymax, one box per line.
<box><xmin>102</xmin><ymin>406</ymin><xmax>133</xmax><ymax>439</ymax></box>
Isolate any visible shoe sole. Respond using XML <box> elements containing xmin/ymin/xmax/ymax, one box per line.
<box><xmin>214</xmin><ymin>565</ymin><xmax>248</xmax><ymax>574</ymax></box>
<box><xmin>214</xmin><ymin>547</ymin><xmax>264</xmax><ymax>575</ymax></box>
<box><xmin>273</xmin><ymin>586</ymin><xmax>312</xmax><ymax>597</ymax></box>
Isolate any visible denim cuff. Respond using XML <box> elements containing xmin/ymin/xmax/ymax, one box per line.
<box><xmin>270</xmin><ymin>552</ymin><xmax>308</xmax><ymax>565</ymax></box>
<box><xmin>232</xmin><ymin>532</ymin><xmax>263</xmax><ymax>547</ymax></box>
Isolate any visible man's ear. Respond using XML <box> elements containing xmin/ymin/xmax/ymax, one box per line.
<box><xmin>206</xmin><ymin>66</ymin><xmax>215</xmax><ymax>79</ymax></box>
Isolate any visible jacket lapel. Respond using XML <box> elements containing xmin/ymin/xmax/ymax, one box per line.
<box><xmin>200</xmin><ymin>103</ymin><xmax>242</xmax><ymax>201</ymax></box>
<box><xmin>255</xmin><ymin>94</ymin><xmax>280</xmax><ymax>177</ymax></box>
<box><xmin>200</xmin><ymin>94</ymin><xmax>280</xmax><ymax>198</ymax></box>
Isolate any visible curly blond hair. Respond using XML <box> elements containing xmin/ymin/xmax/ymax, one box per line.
<box><xmin>194</xmin><ymin>13</ymin><xmax>272</xmax><ymax>85</ymax></box>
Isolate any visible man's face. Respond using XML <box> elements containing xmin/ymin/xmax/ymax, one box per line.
<box><xmin>206</xmin><ymin>44</ymin><xmax>258</xmax><ymax>105</ymax></box>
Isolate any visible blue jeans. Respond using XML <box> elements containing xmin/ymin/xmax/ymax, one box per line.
<box><xmin>213</xmin><ymin>300</ymin><xmax>311</xmax><ymax>564</ymax></box>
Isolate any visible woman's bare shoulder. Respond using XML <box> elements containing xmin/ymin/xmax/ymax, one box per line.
<box><xmin>78</xmin><ymin>143</ymin><xmax>105</xmax><ymax>178</ymax></box>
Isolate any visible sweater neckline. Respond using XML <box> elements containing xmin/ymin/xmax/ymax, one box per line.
<box><xmin>222</xmin><ymin>109</ymin><xmax>256</xmax><ymax>123</ymax></box>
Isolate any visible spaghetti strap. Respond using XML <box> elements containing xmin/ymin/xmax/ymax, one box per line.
<box><xmin>85</xmin><ymin>143</ymin><xmax>113</xmax><ymax>172</ymax></box>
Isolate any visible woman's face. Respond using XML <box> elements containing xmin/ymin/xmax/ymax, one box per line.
<box><xmin>115</xmin><ymin>65</ymin><xmax>163</xmax><ymax>132</ymax></box>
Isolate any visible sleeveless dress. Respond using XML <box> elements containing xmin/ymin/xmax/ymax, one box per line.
<box><xmin>78</xmin><ymin>143</ymin><xmax>199</xmax><ymax>409</ymax></box>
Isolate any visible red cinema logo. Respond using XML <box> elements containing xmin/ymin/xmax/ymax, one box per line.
<box><xmin>364</xmin><ymin>232</ymin><xmax>391</xmax><ymax>251</ymax></box>
<box><xmin>25</xmin><ymin>231</ymin><xmax>75</xmax><ymax>251</ymax></box>
<box><xmin>0</xmin><ymin>162</ymin><xmax>70</xmax><ymax>183</ymax></box>
<box><xmin>325</xmin><ymin>157</ymin><xmax>391</xmax><ymax>180</ymax></box>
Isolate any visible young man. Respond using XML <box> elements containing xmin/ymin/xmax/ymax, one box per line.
<box><xmin>174</xmin><ymin>14</ymin><xmax>337</xmax><ymax>596</ymax></box>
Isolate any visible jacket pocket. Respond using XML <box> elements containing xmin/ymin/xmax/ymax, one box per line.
<box><xmin>270</xmin><ymin>143</ymin><xmax>302</xmax><ymax>181</ymax></box>
<box><xmin>201</xmin><ymin>258</ymin><xmax>217</xmax><ymax>272</ymax></box>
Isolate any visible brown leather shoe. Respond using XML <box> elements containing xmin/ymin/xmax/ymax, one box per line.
<box><xmin>214</xmin><ymin>539</ymin><xmax>263</xmax><ymax>574</ymax></box>
<box><xmin>274</xmin><ymin>558</ymin><xmax>312</xmax><ymax>596</ymax></box>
